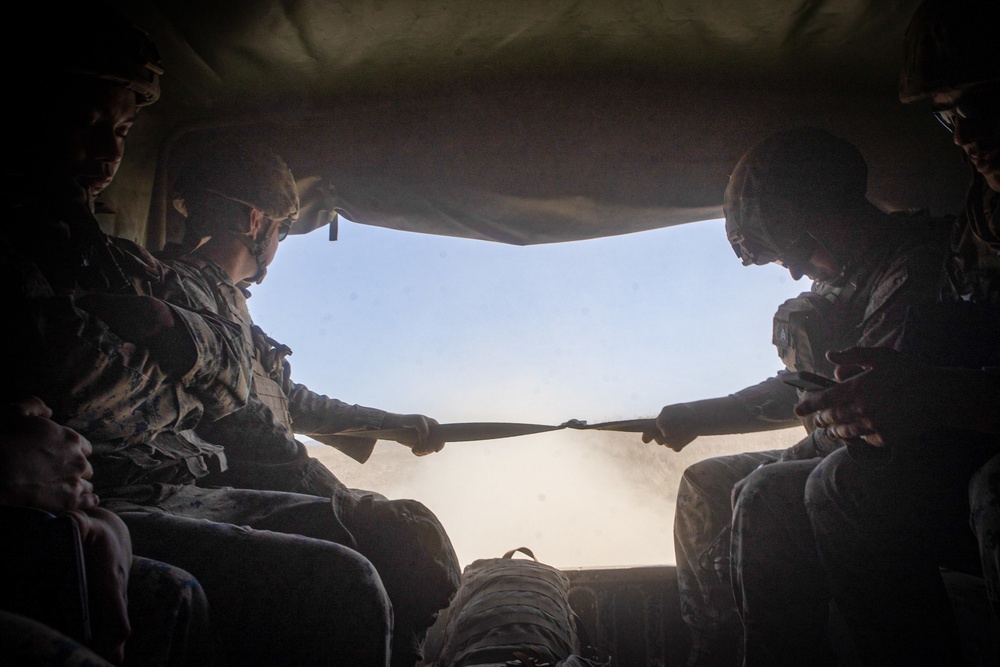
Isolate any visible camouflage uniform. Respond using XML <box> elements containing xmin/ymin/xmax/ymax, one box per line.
<box><xmin>0</xmin><ymin>538</ymin><xmax>213</xmax><ymax>667</ymax></box>
<box><xmin>940</xmin><ymin>174</ymin><xmax>1000</xmax><ymax>624</ymax></box>
<box><xmin>802</xmin><ymin>179</ymin><xmax>1000</xmax><ymax>666</ymax></box>
<box><xmin>685</xmin><ymin>213</ymin><xmax>948</xmax><ymax>667</ymax></box>
<box><xmin>151</xmin><ymin>247</ymin><xmax>461</xmax><ymax>667</ymax></box>
<box><xmin>124</xmin><ymin>556</ymin><xmax>217</xmax><ymax>667</ymax></box>
<box><xmin>1</xmin><ymin>188</ymin><xmax>393</xmax><ymax>667</ymax></box>
<box><xmin>0</xmin><ymin>609</ymin><xmax>114</xmax><ymax>667</ymax></box>
<box><xmin>0</xmin><ymin>187</ymin><xmax>250</xmax><ymax>470</ymax></box>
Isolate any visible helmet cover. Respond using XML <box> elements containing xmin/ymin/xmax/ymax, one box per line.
<box><xmin>45</xmin><ymin>1</ymin><xmax>163</xmax><ymax>107</ymax></box>
<box><xmin>174</xmin><ymin>137</ymin><xmax>300</xmax><ymax>223</ymax></box>
<box><xmin>724</xmin><ymin>127</ymin><xmax>868</xmax><ymax>266</ymax></box>
<box><xmin>899</xmin><ymin>0</ymin><xmax>1000</xmax><ymax>103</ymax></box>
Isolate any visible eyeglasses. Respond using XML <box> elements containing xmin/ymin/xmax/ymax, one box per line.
<box><xmin>276</xmin><ymin>219</ymin><xmax>293</xmax><ymax>242</ymax></box>
<box><xmin>931</xmin><ymin>85</ymin><xmax>999</xmax><ymax>132</ymax></box>
<box><xmin>772</xmin><ymin>234</ymin><xmax>817</xmax><ymax>272</ymax></box>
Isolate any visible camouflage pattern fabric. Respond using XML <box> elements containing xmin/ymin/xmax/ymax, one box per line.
<box><xmin>252</xmin><ymin>323</ymin><xmax>387</xmax><ymax>463</ymax></box>
<box><xmin>786</xmin><ymin>183</ymin><xmax>1000</xmax><ymax>666</ymax></box>
<box><xmin>124</xmin><ymin>556</ymin><xmax>217</xmax><ymax>667</ymax></box>
<box><xmin>675</xmin><ymin>214</ymin><xmax>950</xmax><ymax>666</ymax></box>
<box><xmin>731</xmin><ymin>458</ymin><xmax>832</xmax><ymax>667</ymax></box>
<box><xmin>102</xmin><ymin>484</ymin><xmax>392</xmax><ymax>666</ymax></box>
<box><xmin>970</xmin><ymin>450</ymin><xmax>1000</xmax><ymax>622</ymax></box>
<box><xmin>804</xmin><ymin>437</ymin><xmax>1000</xmax><ymax>666</ymax></box>
<box><xmin>674</xmin><ymin>450</ymin><xmax>780</xmax><ymax>659</ymax></box>
<box><xmin>944</xmin><ymin>175</ymin><xmax>1000</xmax><ymax>304</ymax></box>
<box><xmin>152</xmin><ymin>250</ymin><xmax>461</xmax><ymax>667</ymax></box>
<box><xmin>2</xmin><ymin>196</ymin><xmax>391</xmax><ymax>664</ymax></box>
<box><xmin>0</xmin><ymin>609</ymin><xmax>113</xmax><ymax>667</ymax></box>
<box><xmin>0</xmin><ymin>556</ymin><xmax>212</xmax><ymax>667</ymax></box>
<box><xmin>0</xmin><ymin>195</ymin><xmax>253</xmax><ymax>489</ymax></box>
<box><xmin>425</xmin><ymin>550</ymin><xmax>581</xmax><ymax>667</ymax></box>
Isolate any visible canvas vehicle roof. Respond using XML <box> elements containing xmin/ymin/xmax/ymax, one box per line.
<box><xmin>100</xmin><ymin>0</ymin><xmax>966</xmax><ymax>249</ymax></box>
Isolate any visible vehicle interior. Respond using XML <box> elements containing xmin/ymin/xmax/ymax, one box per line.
<box><xmin>8</xmin><ymin>0</ymin><xmax>999</xmax><ymax>665</ymax></box>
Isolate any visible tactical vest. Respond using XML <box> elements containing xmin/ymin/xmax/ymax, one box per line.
<box><xmin>945</xmin><ymin>178</ymin><xmax>1000</xmax><ymax>305</ymax></box>
<box><xmin>250</xmin><ymin>325</ymin><xmax>295</xmax><ymax>431</ymax></box>
<box><xmin>772</xmin><ymin>286</ymin><xmax>852</xmax><ymax>378</ymax></box>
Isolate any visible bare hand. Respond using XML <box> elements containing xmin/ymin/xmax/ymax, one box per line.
<box><xmin>641</xmin><ymin>403</ymin><xmax>700</xmax><ymax>451</ymax></box>
<box><xmin>794</xmin><ymin>347</ymin><xmax>937</xmax><ymax>447</ymax></box>
<box><xmin>382</xmin><ymin>413</ymin><xmax>446</xmax><ymax>456</ymax></box>
<box><xmin>0</xmin><ymin>397</ymin><xmax>98</xmax><ymax>512</ymax></box>
<box><xmin>69</xmin><ymin>507</ymin><xmax>132</xmax><ymax>664</ymax></box>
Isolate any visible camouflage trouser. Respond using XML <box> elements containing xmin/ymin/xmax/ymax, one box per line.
<box><xmin>202</xmin><ymin>449</ymin><xmax>461</xmax><ymax>667</ymax></box>
<box><xmin>101</xmin><ymin>484</ymin><xmax>393</xmax><ymax>667</ymax></box>
<box><xmin>970</xmin><ymin>450</ymin><xmax>1000</xmax><ymax>621</ymax></box>
<box><xmin>806</xmin><ymin>437</ymin><xmax>1000</xmax><ymax>667</ymax></box>
<box><xmin>730</xmin><ymin>457</ymin><xmax>828</xmax><ymax>667</ymax></box>
<box><xmin>0</xmin><ymin>557</ymin><xmax>213</xmax><ymax>667</ymax></box>
<box><xmin>0</xmin><ymin>609</ymin><xmax>113</xmax><ymax>666</ymax></box>
<box><xmin>125</xmin><ymin>556</ymin><xmax>216</xmax><ymax>667</ymax></box>
<box><xmin>674</xmin><ymin>450</ymin><xmax>781</xmax><ymax>667</ymax></box>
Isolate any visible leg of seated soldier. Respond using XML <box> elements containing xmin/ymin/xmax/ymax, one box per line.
<box><xmin>805</xmin><ymin>439</ymin><xmax>994</xmax><ymax>666</ymax></box>
<box><xmin>731</xmin><ymin>458</ymin><xmax>831</xmax><ymax>667</ymax></box>
<box><xmin>207</xmin><ymin>456</ymin><xmax>458</xmax><ymax>667</ymax></box>
<box><xmin>125</xmin><ymin>556</ymin><xmax>219</xmax><ymax>667</ymax></box>
<box><xmin>674</xmin><ymin>450</ymin><xmax>781</xmax><ymax>667</ymax></box>
<box><xmin>160</xmin><ymin>483</ymin><xmax>457</xmax><ymax>667</ymax></box>
<box><xmin>0</xmin><ymin>609</ymin><xmax>113</xmax><ymax>667</ymax></box>
<box><xmin>343</xmin><ymin>492</ymin><xmax>460</xmax><ymax>667</ymax></box>
<box><xmin>101</xmin><ymin>499</ymin><xmax>392</xmax><ymax>667</ymax></box>
<box><xmin>248</xmin><ymin>456</ymin><xmax>458</xmax><ymax>665</ymax></box>
<box><xmin>970</xmin><ymin>450</ymin><xmax>1000</xmax><ymax>624</ymax></box>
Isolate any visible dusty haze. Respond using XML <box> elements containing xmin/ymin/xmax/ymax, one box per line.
<box><xmin>308</xmin><ymin>427</ymin><xmax>806</xmax><ymax>569</ymax></box>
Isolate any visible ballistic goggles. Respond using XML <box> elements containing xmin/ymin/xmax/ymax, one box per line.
<box><xmin>726</xmin><ymin>195</ymin><xmax>816</xmax><ymax>269</ymax></box>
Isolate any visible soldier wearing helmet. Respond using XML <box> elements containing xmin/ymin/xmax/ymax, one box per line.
<box><xmin>792</xmin><ymin>1</ymin><xmax>1000</xmax><ymax>664</ymax></box>
<box><xmin>153</xmin><ymin>134</ymin><xmax>460</xmax><ymax>667</ymax></box>
<box><xmin>170</xmin><ymin>139</ymin><xmax>301</xmax><ymax>285</ymax></box>
<box><xmin>0</xmin><ymin>2</ymin><xmax>218</xmax><ymax>665</ymax></box>
<box><xmin>4</xmin><ymin>3</ymin><xmax>398</xmax><ymax>666</ymax></box>
<box><xmin>642</xmin><ymin>126</ymin><xmax>951</xmax><ymax>667</ymax></box>
<box><xmin>899</xmin><ymin>0</ymin><xmax>1000</xmax><ymax>303</ymax></box>
<box><xmin>11</xmin><ymin>1</ymin><xmax>162</xmax><ymax>205</ymax></box>
<box><xmin>724</xmin><ymin>126</ymin><xmax>872</xmax><ymax>285</ymax></box>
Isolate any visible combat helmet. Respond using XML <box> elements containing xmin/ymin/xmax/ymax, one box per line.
<box><xmin>43</xmin><ymin>1</ymin><xmax>164</xmax><ymax>107</ymax></box>
<box><xmin>173</xmin><ymin>137</ymin><xmax>300</xmax><ymax>283</ymax></box>
<box><xmin>899</xmin><ymin>0</ymin><xmax>999</xmax><ymax>104</ymax></box>
<box><xmin>724</xmin><ymin>126</ymin><xmax>869</xmax><ymax>278</ymax></box>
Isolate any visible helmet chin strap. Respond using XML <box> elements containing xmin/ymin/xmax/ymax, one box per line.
<box><xmin>231</xmin><ymin>220</ymin><xmax>275</xmax><ymax>285</ymax></box>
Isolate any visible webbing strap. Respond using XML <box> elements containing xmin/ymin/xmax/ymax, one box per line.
<box><xmin>330</xmin><ymin>418</ymin><xmax>655</xmax><ymax>444</ymax></box>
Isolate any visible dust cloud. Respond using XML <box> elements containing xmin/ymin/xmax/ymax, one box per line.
<box><xmin>307</xmin><ymin>426</ymin><xmax>806</xmax><ymax>569</ymax></box>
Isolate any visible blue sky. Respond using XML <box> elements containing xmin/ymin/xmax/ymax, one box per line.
<box><xmin>247</xmin><ymin>217</ymin><xmax>810</xmax><ymax>567</ymax></box>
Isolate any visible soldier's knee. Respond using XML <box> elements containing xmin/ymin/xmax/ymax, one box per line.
<box><xmin>969</xmin><ymin>452</ymin><xmax>1000</xmax><ymax>518</ymax></box>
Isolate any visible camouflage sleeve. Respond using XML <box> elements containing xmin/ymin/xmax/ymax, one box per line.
<box><xmin>731</xmin><ymin>375</ymin><xmax>803</xmax><ymax>425</ymax></box>
<box><xmin>163</xmin><ymin>305</ymin><xmax>252</xmax><ymax>421</ymax></box>
<box><xmin>286</xmin><ymin>382</ymin><xmax>385</xmax><ymax>463</ymax></box>
<box><xmin>856</xmin><ymin>230</ymin><xmax>948</xmax><ymax>349</ymax></box>
<box><xmin>286</xmin><ymin>382</ymin><xmax>387</xmax><ymax>435</ymax></box>
<box><xmin>3</xmin><ymin>272</ymin><xmax>191</xmax><ymax>444</ymax></box>
<box><xmin>150</xmin><ymin>259</ymin><xmax>255</xmax><ymax>422</ymax></box>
